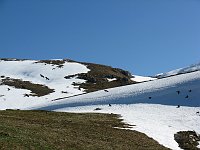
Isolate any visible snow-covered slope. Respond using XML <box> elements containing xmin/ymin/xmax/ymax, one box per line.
<box><xmin>155</xmin><ymin>62</ymin><xmax>200</xmax><ymax>78</ymax></box>
<box><xmin>31</xmin><ymin>70</ymin><xmax>200</xmax><ymax>150</ymax></box>
<box><xmin>0</xmin><ymin>59</ymin><xmax>90</xmax><ymax>108</ymax></box>
<box><xmin>131</xmin><ymin>75</ymin><xmax>156</xmax><ymax>82</ymax></box>
<box><xmin>0</xmin><ymin>58</ymin><xmax>134</xmax><ymax>109</ymax></box>
<box><xmin>32</xmin><ymin>70</ymin><xmax>200</xmax><ymax>109</ymax></box>
<box><xmin>1</xmin><ymin>59</ymin><xmax>200</xmax><ymax>149</ymax></box>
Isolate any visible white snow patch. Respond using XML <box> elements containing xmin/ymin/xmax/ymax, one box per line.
<box><xmin>107</xmin><ymin>78</ymin><xmax>117</xmax><ymax>82</ymax></box>
<box><xmin>131</xmin><ymin>75</ymin><xmax>156</xmax><ymax>82</ymax></box>
<box><xmin>155</xmin><ymin>62</ymin><xmax>200</xmax><ymax>78</ymax></box>
<box><xmin>55</xmin><ymin>104</ymin><xmax>200</xmax><ymax>150</ymax></box>
<box><xmin>0</xmin><ymin>60</ymin><xmax>90</xmax><ymax>109</ymax></box>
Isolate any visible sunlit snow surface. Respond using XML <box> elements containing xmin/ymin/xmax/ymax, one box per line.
<box><xmin>31</xmin><ymin>70</ymin><xmax>200</xmax><ymax>150</ymax></box>
<box><xmin>55</xmin><ymin>104</ymin><xmax>200</xmax><ymax>150</ymax></box>
<box><xmin>1</xmin><ymin>59</ymin><xmax>200</xmax><ymax>150</ymax></box>
<box><xmin>155</xmin><ymin>62</ymin><xmax>200</xmax><ymax>78</ymax></box>
<box><xmin>131</xmin><ymin>75</ymin><xmax>156</xmax><ymax>82</ymax></box>
<box><xmin>0</xmin><ymin>60</ymin><xmax>89</xmax><ymax>109</ymax></box>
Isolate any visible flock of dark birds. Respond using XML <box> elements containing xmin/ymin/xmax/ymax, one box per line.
<box><xmin>176</xmin><ymin>89</ymin><xmax>192</xmax><ymax>98</ymax></box>
<box><xmin>105</xmin><ymin>88</ymin><xmax>199</xmax><ymax>115</ymax></box>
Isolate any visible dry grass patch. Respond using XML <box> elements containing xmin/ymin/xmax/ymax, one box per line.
<box><xmin>0</xmin><ymin>77</ymin><xmax>54</xmax><ymax>97</ymax></box>
<box><xmin>0</xmin><ymin>110</ymin><xmax>169</xmax><ymax>150</ymax></box>
<box><xmin>35</xmin><ymin>60</ymin><xmax>66</xmax><ymax>68</ymax></box>
<box><xmin>65</xmin><ymin>61</ymin><xmax>136</xmax><ymax>92</ymax></box>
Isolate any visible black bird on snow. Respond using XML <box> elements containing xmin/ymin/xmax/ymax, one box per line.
<box><xmin>176</xmin><ymin>91</ymin><xmax>180</xmax><ymax>94</ymax></box>
<box><xmin>176</xmin><ymin>105</ymin><xmax>180</xmax><ymax>108</ymax></box>
<box><xmin>109</xmin><ymin>104</ymin><xmax>112</xmax><ymax>107</ymax></box>
<box><xmin>24</xmin><ymin>94</ymin><xmax>29</xmax><ymax>97</ymax></box>
<box><xmin>189</xmin><ymin>89</ymin><xmax>192</xmax><ymax>92</ymax></box>
<box><xmin>149</xmin><ymin>97</ymin><xmax>152</xmax><ymax>99</ymax></box>
<box><xmin>196</xmin><ymin>111</ymin><xmax>199</xmax><ymax>114</ymax></box>
<box><xmin>104</xmin><ymin>90</ymin><xmax>109</xmax><ymax>92</ymax></box>
<box><xmin>185</xmin><ymin>95</ymin><xmax>189</xmax><ymax>98</ymax></box>
<box><xmin>7</xmin><ymin>88</ymin><xmax>10</xmax><ymax>91</ymax></box>
<box><xmin>40</xmin><ymin>74</ymin><xmax>44</xmax><ymax>78</ymax></box>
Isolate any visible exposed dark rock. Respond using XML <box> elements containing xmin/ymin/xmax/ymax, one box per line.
<box><xmin>174</xmin><ymin>131</ymin><xmax>200</xmax><ymax>150</ymax></box>
<box><xmin>94</xmin><ymin>108</ymin><xmax>102</xmax><ymax>111</ymax></box>
<box><xmin>64</xmin><ymin>75</ymin><xmax>77</xmax><ymax>79</ymax></box>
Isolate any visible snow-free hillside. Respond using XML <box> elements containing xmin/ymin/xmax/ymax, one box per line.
<box><xmin>155</xmin><ymin>62</ymin><xmax>200</xmax><ymax>78</ymax></box>
<box><xmin>31</xmin><ymin>70</ymin><xmax>200</xmax><ymax>150</ymax></box>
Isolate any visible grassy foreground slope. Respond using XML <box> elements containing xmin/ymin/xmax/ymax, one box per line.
<box><xmin>0</xmin><ymin>110</ymin><xmax>169</xmax><ymax>150</ymax></box>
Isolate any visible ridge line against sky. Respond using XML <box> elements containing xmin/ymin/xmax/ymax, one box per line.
<box><xmin>0</xmin><ymin>0</ymin><xmax>200</xmax><ymax>76</ymax></box>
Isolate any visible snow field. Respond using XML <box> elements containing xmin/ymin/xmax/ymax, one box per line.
<box><xmin>0</xmin><ymin>60</ymin><xmax>89</xmax><ymax>109</ymax></box>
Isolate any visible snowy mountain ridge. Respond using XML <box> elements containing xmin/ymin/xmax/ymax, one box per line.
<box><xmin>155</xmin><ymin>62</ymin><xmax>200</xmax><ymax>78</ymax></box>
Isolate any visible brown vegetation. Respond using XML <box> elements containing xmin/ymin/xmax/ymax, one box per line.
<box><xmin>0</xmin><ymin>77</ymin><xmax>54</xmax><ymax>97</ymax></box>
<box><xmin>0</xmin><ymin>110</ymin><xmax>169</xmax><ymax>150</ymax></box>
<box><xmin>174</xmin><ymin>131</ymin><xmax>200</xmax><ymax>150</ymax></box>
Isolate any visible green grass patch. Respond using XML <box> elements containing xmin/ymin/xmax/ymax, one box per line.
<box><xmin>0</xmin><ymin>110</ymin><xmax>169</xmax><ymax>150</ymax></box>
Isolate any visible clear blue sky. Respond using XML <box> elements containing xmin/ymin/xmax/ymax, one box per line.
<box><xmin>0</xmin><ymin>0</ymin><xmax>200</xmax><ymax>75</ymax></box>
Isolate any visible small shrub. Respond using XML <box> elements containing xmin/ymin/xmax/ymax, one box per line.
<box><xmin>174</xmin><ymin>131</ymin><xmax>200</xmax><ymax>150</ymax></box>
